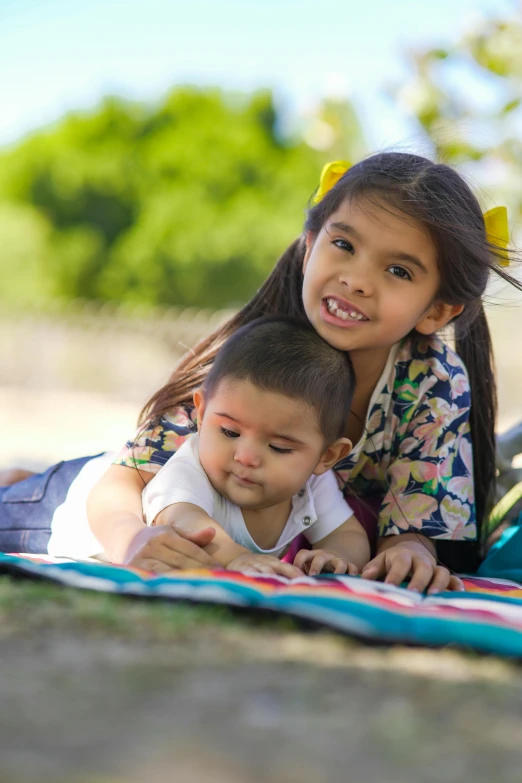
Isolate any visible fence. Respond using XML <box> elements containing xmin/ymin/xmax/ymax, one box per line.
<box><xmin>1</xmin><ymin>301</ymin><xmax>236</xmax><ymax>404</ymax></box>
<box><xmin>1</xmin><ymin>300</ymin><xmax>520</xmax><ymax>425</ymax></box>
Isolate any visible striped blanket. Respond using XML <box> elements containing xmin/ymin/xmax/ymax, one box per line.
<box><xmin>2</xmin><ymin>552</ymin><xmax>522</xmax><ymax>657</ymax></box>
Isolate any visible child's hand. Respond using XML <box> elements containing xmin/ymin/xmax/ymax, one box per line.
<box><xmin>123</xmin><ymin>525</ymin><xmax>221</xmax><ymax>572</ymax></box>
<box><xmin>227</xmin><ymin>553</ymin><xmax>302</xmax><ymax>579</ymax></box>
<box><xmin>361</xmin><ymin>544</ymin><xmax>464</xmax><ymax>593</ymax></box>
<box><xmin>293</xmin><ymin>549</ymin><xmax>359</xmax><ymax>577</ymax></box>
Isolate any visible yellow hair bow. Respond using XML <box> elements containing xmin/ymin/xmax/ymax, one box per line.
<box><xmin>483</xmin><ymin>206</ymin><xmax>509</xmax><ymax>267</ymax></box>
<box><xmin>312</xmin><ymin>160</ymin><xmax>351</xmax><ymax>204</ymax></box>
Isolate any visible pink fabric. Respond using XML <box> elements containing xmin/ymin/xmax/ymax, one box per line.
<box><xmin>282</xmin><ymin>495</ymin><xmax>381</xmax><ymax>563</ymax></box>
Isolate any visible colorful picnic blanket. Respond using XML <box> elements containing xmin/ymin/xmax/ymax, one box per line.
<box><xmin>2</xmin><ymin>552</ymin><xmax>522</xmax><ymax>657</ymax></box>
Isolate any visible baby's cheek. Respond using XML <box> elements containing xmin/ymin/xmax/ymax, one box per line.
<box><xmin>198</xmin><ymin>443</ymin><xmax>220</xmax><ymax>480</ymax></box>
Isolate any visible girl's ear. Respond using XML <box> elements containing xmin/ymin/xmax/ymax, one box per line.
<box><xmin>193</xmin><ymin>389</ymin><xmax>206</xmax><ymax>430</ymax></box>
<box><xmin>313</xmin><ymin>437</ymin><xmax>352</xmax><ymax>475</ymax></box>
<box><xmin>415</xmin><ymin>301</ymin><xmax>465</xmax><ymax>335</ymax></box>
<box><xmin>302</xmin><ymin>231</ymin><xmax>316</xmax><ymax>274</ymax></box>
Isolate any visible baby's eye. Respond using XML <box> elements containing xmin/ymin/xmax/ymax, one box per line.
<box><xmin>333</xmin><ymin>238</ymin><xmax>355</xmax><ymax>254</ymax></box>
<box><xmin>388</xmin><ymin>265</ymin><xmax>412</xmax><ymax>281</ymax></box>
<box><xmin>270</xmin><ymin>445</ymin><xmax>294</xmax><ymax>455</ymax></box>
<box><xmin>220</xmin><ymin>427</ymin><xmax>239</xmax><ymax>439</ymax></box>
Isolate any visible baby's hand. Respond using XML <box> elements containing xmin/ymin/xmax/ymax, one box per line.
<box><xmin>227</xmin><ymin>553</ymin><xmax>302</xmax><ymax>579</ymax></box>
<box><xmin>293</xmin><ymin>549</ymin><xmax>359</xmax><ymax>577</ymax></box>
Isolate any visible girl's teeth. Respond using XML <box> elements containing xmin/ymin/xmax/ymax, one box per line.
<box><xmin>327</xmin><ymin>299</ymin><xmax>365</xmax><ymax>321</ymax></box>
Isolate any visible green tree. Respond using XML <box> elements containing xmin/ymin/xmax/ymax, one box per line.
<box><xmin>395</xmin><ymin>12</ymin><xmax>522</xmax><ymax>225</ymax></box>
<box><xmin>0</xmin><ymin>87</ymin><xmax>366</xmax><ymax>309</ymax></box>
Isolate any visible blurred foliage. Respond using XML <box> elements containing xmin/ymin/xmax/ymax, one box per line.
<box><xmin>395</xmin><ymin>12</ymin><xmax>522</xmax><ymax>227</ymax></box>
<box><xmin>0</xmin><ymin>87</ymin><xmax>365</xmax><ymax>309</ymax></box>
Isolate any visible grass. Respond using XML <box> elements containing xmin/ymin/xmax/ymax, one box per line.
<box><xmin>0</xmin><ymin>576</ymin><xmax>235</xmax><ymax>639</ymax></box>
<box><xmin>0</xmin><ymin>576</ymin><xmax>301</xmax><ymax>641</ymax></box>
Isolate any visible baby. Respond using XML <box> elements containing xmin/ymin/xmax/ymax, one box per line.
<box><xmin>142</xmin><ymin>316</ymin><xmax>370</xmax><ymax>577</ymax></box>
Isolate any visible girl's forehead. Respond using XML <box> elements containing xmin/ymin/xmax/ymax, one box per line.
<box><xmin>330</xmin><ymin>194</ymin><xmax>429</xmax><ymax>235</ymax></box>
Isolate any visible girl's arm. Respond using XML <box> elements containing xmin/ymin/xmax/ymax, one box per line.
<box><xmin>86</xmin><ymin>465</ymin><xmax>219</xmax><ymax>569</ymax></box>
<box><xmin>293</xmin><ymin>517</ymin><xmax>370</xmax><ymax>576</ymax></box>
<box><xmin>86</xmin><ymin>465</ymin><xmax>150</xmax><ymax>562</ymax></box>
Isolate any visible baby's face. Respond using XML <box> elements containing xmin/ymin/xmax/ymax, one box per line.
<box><xmin>196</xmin><ymin>379</ymin><xmax>327</xmax><ymax>511</ymax></box>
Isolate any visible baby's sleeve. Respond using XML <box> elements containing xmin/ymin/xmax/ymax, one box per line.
<box><xmin>378</xmin><ymin>371</ymin><xmax>476</xmax><ymax>541</ymax></box>
<box><xmin>303</xmin><ymin>470</ymin><xmax>354</xmax><ymax>544</ymax></box>
<box><xmin>113</xmin><ymin>407</ymin><xmax>197</xmax><ymax>475</ymax></box>
<box><xmin>142</xmin><ymin>452</ymin><xmax>215</xmax><ymax>526</ymax></box>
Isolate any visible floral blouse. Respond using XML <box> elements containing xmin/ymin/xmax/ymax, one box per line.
<box><xmin>114</xmin><ymin>335</ymin><xmax>476</xmax><ymax>541</ymax></box>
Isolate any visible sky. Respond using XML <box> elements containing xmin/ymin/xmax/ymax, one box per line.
<box><xmin>0</xmin><ymin>0</ymin><xmax>517</xmax><ymax>149</ymax></box>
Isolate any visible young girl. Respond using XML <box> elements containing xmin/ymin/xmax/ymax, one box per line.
<box><xmin>138</xmin><ymin>316</ymin><xmax>370</xmax><ymax>579</ymax></box>
<box><xmin>2</xmin><ymin>152</ymin><xmax>518</xmax><ymax>590</ymax></box>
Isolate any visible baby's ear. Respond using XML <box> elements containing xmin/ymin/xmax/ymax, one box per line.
<box><xmin>193</xmin><ymin>389</ymin><xmax>206</xmax><ymax>430</ymax></box>
<box><xmin>313</xmin><ymin>437</ymin><xmax>352</xmax><ymax>475</ymax></box>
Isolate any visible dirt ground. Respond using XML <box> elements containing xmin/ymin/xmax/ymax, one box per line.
<box><xmin>1</xmin><ymin>580</ymin><xmax>522</xmax><ymax>783</ymax></box>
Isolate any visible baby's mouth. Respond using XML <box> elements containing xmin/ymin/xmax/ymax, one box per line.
<box><xmin>325</xmin><ymin>298</ymin><xmax>369</xmax><ymax>322</ymax></box>
<box><xmin>231</xmin><ymin>473</ymin><xmax>258</xmax><ymax>487</ymax></box>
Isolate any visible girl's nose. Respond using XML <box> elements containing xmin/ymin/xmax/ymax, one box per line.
<box><xmin>234</xmin><ymin>444</ymin><xmax>261</xmax><ymax>468</ymax></box>
<box><xmin>339</xmin><ymin>258</ymin><xmax>373</xmax><ymax>296</ymax></box>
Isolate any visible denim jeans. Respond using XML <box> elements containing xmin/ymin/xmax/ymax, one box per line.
<box><xmin>0</xmin><ymin>455</ymin><xmax>100</xmax><ymax>553</ymax></box>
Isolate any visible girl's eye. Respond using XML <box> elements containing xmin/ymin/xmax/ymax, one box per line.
<box><xmin>332</xmin><ymin>238</ymin><xmax>355</xmax><ymax>254</ymax></box>
<box><xmin>388</xmin><ymin>265</ymin><xmax>412</xmax><ymax>281</ymax></box>
<box><xmin>220</xmin><ymin>427</ymin><xmax>239</xmax><ymax>439</ymax></box>
<box><xmin>270</xmin><ymin>445</ymin><xmax>293</xmax><ymax>455</ymax></box>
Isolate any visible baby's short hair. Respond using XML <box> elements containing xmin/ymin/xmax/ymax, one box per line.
<box><xmin>203</xmin><ymin>316</ymin><xmax>355</xmax><ymax>444</ymax></box>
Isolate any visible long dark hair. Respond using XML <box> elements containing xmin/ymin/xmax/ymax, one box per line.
<box><xmin>141</xmin><ymin>152</ymin><xmax>521</xmax><ymax>553</ymax></box>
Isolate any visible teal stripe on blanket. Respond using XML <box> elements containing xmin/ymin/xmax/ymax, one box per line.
<box><xmin>2</xmin><ymin>553</ymin><xmax>522</xmax><ymax>657</ymax></box>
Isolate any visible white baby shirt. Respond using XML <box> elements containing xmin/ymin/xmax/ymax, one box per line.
<box><xmin>142</xmin><ymin>433</ymin><xmax>353</xmax><ymax>558</ymax></box>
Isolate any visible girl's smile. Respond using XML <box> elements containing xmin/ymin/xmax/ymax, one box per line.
<box><xmin>323</xmin><ymin>296</ymin><xmax>370</xmax><ymax>325</ymax></box>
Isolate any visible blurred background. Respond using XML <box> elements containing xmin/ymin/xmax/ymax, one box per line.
<box><xmin>1</xmin><ymin>0</ymin><xmax>521</xmax><ymax>469</ymax></box>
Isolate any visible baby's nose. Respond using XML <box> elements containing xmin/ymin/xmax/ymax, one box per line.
<box><xmin>234</xmin><ymin>444</ymin><xmax>261</xmax><ymax>468</ymax></box>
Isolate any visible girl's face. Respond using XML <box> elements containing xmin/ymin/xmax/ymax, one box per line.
<box><xmin>302</xmin><ymin>197</ymin><xmax>455</xmax><ymax>356</ymax></box>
